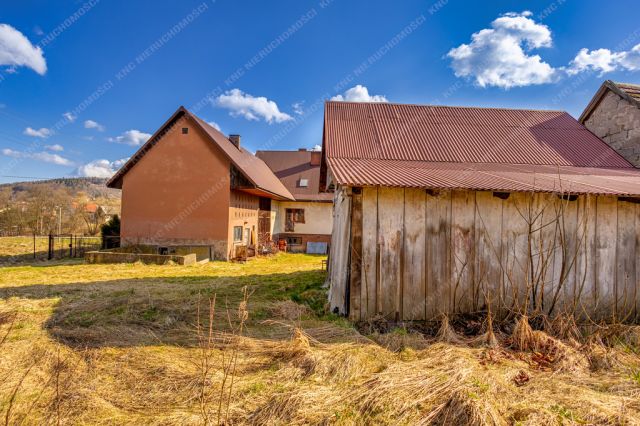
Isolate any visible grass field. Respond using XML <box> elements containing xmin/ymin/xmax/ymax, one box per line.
<box><xmin>0</xmin><ymin>247</ymin><xmax>639</xmax><ymax>424</ymax></box>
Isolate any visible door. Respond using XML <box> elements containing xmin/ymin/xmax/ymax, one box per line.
<box><xmin>258</xmin><ymin>197</ymin><xmax>271</xmax><ymax>245</ymax></box>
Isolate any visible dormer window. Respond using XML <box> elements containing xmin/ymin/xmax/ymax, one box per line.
<box><xmin>298</xmin><ymin>178</ymin><xmax>309</xmax><ymax>188</ymax></box>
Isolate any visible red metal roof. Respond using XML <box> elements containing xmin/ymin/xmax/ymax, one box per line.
<box><xmin>323</xmin><ymin>101</ymin><xmax>640</xmax><ymax>195</ymax></box>
<box><xmin>256</xmin><ymin>150</ymin><xmax>333</xmax><ymax>202</ymax></box>
<box><xmin>328</xmin><ymin>159</ymin><xmax>640</xmax><ymax>196</ymax></box>
<box><xmin>107</xmin><ymin>107</ymin><xmax>294</xmax><ymax>201</ymax></box>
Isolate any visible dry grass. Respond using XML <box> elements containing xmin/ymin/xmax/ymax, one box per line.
<box><xmin>0</xmin><ymin>253</ymin><xmax>639</xmax><ymax>424</ymax></box>
<box><xmin>0</xmin><ymin>236</ymin><xmax>50</xmax><ymax>263</ymax></box>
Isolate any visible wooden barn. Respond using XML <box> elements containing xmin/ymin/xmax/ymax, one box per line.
<box><xmin>320</xmin><ymin>101</ymin><xmax>640</xmax><ymax>322</ymax></box>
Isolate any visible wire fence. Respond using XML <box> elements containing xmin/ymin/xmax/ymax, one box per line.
<box><xmin>0</xmin><ymin>235</ymin><xmax>122</xmax><ymax>263</ymax></box>
<box><xmin>47</xmin><ymin>234</ymin><xmax>103</xmax><ymax>260</ymax></box>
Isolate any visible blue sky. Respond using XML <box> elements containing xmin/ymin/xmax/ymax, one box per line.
<box><xmin>2</xmin><ymin>0</ymin><xmax>640</xmax><ymax>183</ymax></box>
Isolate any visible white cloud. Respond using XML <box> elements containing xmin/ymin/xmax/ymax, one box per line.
<box><xmin>108</xmin><ymin>129</ymin><xmax>151</xmax><ymax>146</ymax></box>
<box><xmin>331</xmin><ymin>85</ymin><xmax>389</xmax><ymax>102</ymax></box>
<box><xmin>2</xmin><ymin>148</ymin><xmax>72</xmax><ymax>166</ymax></box>
<box><xmin>215</xmin><ymin>89</ymin><xmax>293</xmax><ymax>123</ymax></box>
<box><xmin>207</xmin><ymin>121</ymin><xmax>221</xmax><ymax>131</ymax></box>
<box><xmin>1</xmin><ymin>148</ymin><xmax>20</xmax><ymax>157</ymax></box>
<box><xmin>23</xmin><ymin>127</ymin><xmax>52</xmax><ymax>138</ymax></box>
<box><xmin>44</xmin><ymin>144</ymin><xmax>64</xmax><ymax>152</ymax></box>
<box><xmin>447</xmin><ymin>11</ymin><xmax>558</xmax><ymax>89</ymax></box>
<box><xmin>31</xmin><ymin>151</ymin><xmax>73</xmax><ymax>166</ymax></box>
<box><xmin>76</xmin><ymin>158</ymin><xmax>128</xmax><ymax>178</ymax></box>
<box><xmin>311</xmin><ymin>144</ymin><xmax>322</xmax><ymax>152</ymax></box>
<box><xmin>292</xmin><ymin>101</ymin><xmax>305</xmax><ymax>115</ymax></box>
<box><xmin>0</xmin><ymin>24</ymin><xmax>46</xmax><ymax>75</ymax></box>
<box><xmin>63</xmin><ymin>112</ymin><xmax>77</xmax><ymax>122</ymax></box>
<box><xmin>568</xmin><ymin>44</ymin><xmax>640</xmax><ymax>75</ymax></box>
<box><xmin>84</xmin><ymin>119</ymin><xmax>105</xmax><ymax>131</ymax></box>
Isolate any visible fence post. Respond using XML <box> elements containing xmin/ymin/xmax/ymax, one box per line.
<box><xmin>48</xmin><ymin>233</ymin><xmax>53</xmax><ymax>260</ymax></box>
<box><xmin>69</xmin><ymin>235</ymin><xmax>73</xmax><ymax>258</ymax></box>
<box><xmin>33</xmin><ymin>233</ymin><xmax>36</xmax><ymax>259</ymax></box>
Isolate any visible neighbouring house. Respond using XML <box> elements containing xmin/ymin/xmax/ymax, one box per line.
<box><xmin>256</xmin><ymin>149</ymin><xmax>333</xmax><ymax>253</ymax></box>
<box><xmin>107</xmin><ymin>106</ymin><xmax>294</xmax><ymax>261</ymax></box>
<box><xmin>580</xmin><ymin>80</ymin><xmax>640</xmax><ymax>167</ymax></box>
<box><xmin>321</xmin><ymin>100</ymin><xmax>640</xmax><ymax>322</ymax></box>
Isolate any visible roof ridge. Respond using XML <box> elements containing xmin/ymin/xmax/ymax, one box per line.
<box><xmin>613</xmin><ymin>81</ymin><xmax>640</xmax><ymax>88</ymax></box>
<box><xmin>329</xmin><ymin>157</ymin><xmax>636</xmax><ymax>169</ymax></box>
<box><xmin>325</xmin><ymin>100</ymin><xmax>567</xmax><ymax>113</ymax></box>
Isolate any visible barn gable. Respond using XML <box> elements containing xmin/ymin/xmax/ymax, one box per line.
<box><xmin>580</xmin><ymin>80</ymin><xmax>640</xmax><ymax>168</ymax></box>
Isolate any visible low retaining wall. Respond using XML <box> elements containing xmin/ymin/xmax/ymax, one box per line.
<box><xmin>85</xmin><ymin>250</ymin><xmax>197</xmax><ymax>265</ymax></box>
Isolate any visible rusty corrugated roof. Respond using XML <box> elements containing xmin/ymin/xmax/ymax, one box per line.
<box><xmin>256</xmin><ymin>150</ymin><xmax>333</xmax><ymax>202</ymax></box>
<box><xmin>616</xmin><ymin>82</ymin><xmax>640</xmax><ymax>101</ymax></box>
<box><xmin>328</xmin><ymin>159</ymin><xmax>640</xmax><ymax>195</ymax></box>
<box><xmin>107</xmin><ymin>107</ymin><xmax>294</xmax><ymax>201</ymax></box>
<box><xmin>324</xmin><ymin>101</ymin><xmax>640</xmax><ymax>195</ymax></box>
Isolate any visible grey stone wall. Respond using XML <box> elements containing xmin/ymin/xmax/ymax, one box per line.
<box><xmin>584</xmin><ymin>91</ymin><xmax>640</xmax><ymax>167</ymax></box>
<box><xmin>85</xmin><ymin>251</ymin><xmax>197</xmax><ymax>265</ymax></box>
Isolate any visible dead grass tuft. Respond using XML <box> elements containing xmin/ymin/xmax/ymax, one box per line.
<box><xmin>371</xmin><ymin>328</ymin><xmax>430</xmax><ymax>352</ymax></box>
<box><xmin>529</xmin><ymin>330</ymin><xmax>588</xmax><ymax>372</ymax></box>
<box><xmin>247</xmin><ymin>391</ymin><xmax>303</xmax><ymax>424</ymax></box>
<box><xmin>268</xmin><ymin>300</ymin><xmax>311</xmax><ymax>321</ymax></box>
<box><xmin>355</xmin><ymin>344</ymin><xmax>472</xmax><ymax>423</ymax></box>
<box><xmin>584</xmin><ymin>341</ymin><xmax>620</xmax><ymax>371</ymax></box>
<box><xmin>548</xmin><ymin>313</ymin><xmax>582</xmax><ymax>342</ymax></box>
<box><xmin>428</xmin><ymin>389</ymin><xmax>506</xmax><ymax>426</ymax></box>
<box><xmin>471</xmin><ymin>313</ymin><xmax>499</xmax><ymax>348</ymax></box>
<box><xmin>511</xmin><ymin>315</ymin><xmax>535</xmax><ymax>351</ymax></box>
<box><xmin>436</xmin><ymin>315</ymin><xmax>465</xmax><ymax>344</ymax></box>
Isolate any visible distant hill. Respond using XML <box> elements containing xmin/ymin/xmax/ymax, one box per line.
<box><xmin>0</xmin><ymin>177</ymin><xmax>121</xmax><ymax>200</ymax></box>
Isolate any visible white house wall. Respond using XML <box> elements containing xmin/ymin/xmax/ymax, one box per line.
<box><xmin>272</xmin><ymin>201</ymin><xmax>333</xmax><ymax>235</ymax></box>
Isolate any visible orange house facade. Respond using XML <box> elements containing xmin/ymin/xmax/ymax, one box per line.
<box><xmin>107</xmin><ymin>107</ymin><xmax>294</xmax><ymax>261</ymax></box>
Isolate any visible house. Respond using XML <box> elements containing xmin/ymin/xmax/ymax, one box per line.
<box><xmin>107</xmin><ymin>106</ymin><xmax>294</xmax><ymax>261</ymax></box>
<box><xmin>580</xmin><ymin>80</ymin><xmax>640</xmax><ymax>167</ymax></box>
<box><xmin>321</xmin><ymin>100</ymin><xmax>640</xmax><ymax>322</ymax></box>
<box><xmin>256</xmin><ymin>149</ymin><xmax>333</xmax><ymax>253</ymax></box>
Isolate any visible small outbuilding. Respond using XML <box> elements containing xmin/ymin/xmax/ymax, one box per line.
<box><xmin>321</xmin><ymin>100</ymin><xmax>640</xmax><ymax>322</ymax></box>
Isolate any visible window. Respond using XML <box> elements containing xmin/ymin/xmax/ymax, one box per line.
<box><xmin>233</xmin><ymin>226</ymin><xmax>243</xmax><ymax>242</ymax></box>
<box><xmin>286</xmin><ymin>236</ymin><xmax>302</xmax><ymax>246</ymax></box>
<box><xmin>285</xmin><ymin>208</ymin><xmax>305</xmax><ymax>232</ymax></box>
<box><xmin>286</xmin><ymin>208</ymin><xmax>305</xmax><ymax>223</ymax></box>
<box><xmin>298</xmin><ymin>178</ymin><xmax>309</xmax><ymax>188</ymax></box>
<box><xmin>182</xmin><ymin>127</ymin><xmax>189</xmax><ymax>134</ymax></box>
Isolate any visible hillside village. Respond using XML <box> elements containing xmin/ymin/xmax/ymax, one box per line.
<box><xmin>0</xmin><ymin>177</ymin><xmax>120</xmax><ymax>236</ymax></box>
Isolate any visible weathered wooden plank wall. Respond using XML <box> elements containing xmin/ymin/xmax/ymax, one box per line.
<box><xmin>327</xmin><ymin>186</ymin><xmax>351</xmax><ymax>314</ymax></box>
<box><xmin>330</xmin><ymin>186</ymin><xmax>640</xmax><ymax>322</ymax></box>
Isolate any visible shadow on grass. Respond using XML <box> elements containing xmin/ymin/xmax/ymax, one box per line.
<box><xmin>0</xmin><ymin>270</ymin><xmax>327</xmax><ymax>348</ymax></box>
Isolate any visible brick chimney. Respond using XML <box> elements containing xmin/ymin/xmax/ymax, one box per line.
<box><xmin>229</xmin><ymin>134</ymin><xmax>241</xmax><ymax>149</ymax></box>
<box><xmin>310</xmin><ymin>150</ymin><xmax>321</xmax><ymax>166</ymax></box>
